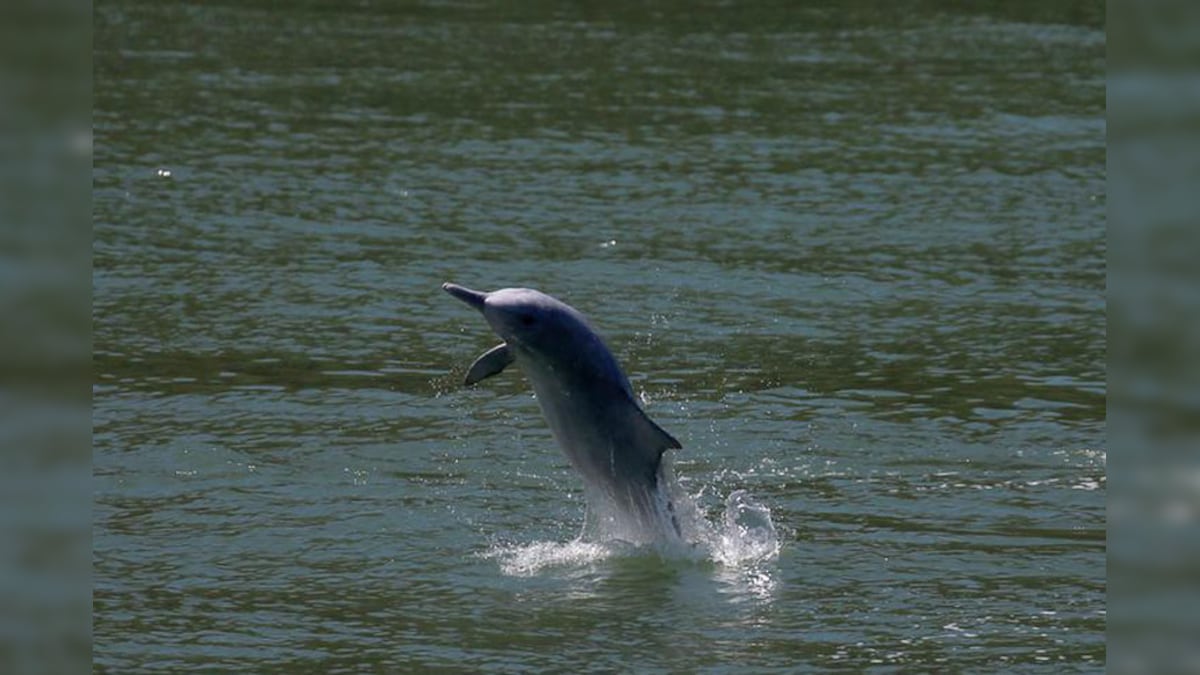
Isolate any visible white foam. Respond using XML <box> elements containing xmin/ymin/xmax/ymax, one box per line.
<box><xmin>485</xmin><ymin>475</ymin><xmax>780</xmax><ymax>576</ymax></box>
<box><xmin>487</xmin><ymin>539</ymin><xmax>617</xmax><ymax>577</ymax></box>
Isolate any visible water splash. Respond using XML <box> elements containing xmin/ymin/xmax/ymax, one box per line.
<box><xmin>485</xmin><ymin>471</ymin><xmax>780</xmax><ymax>577</ymax></box>
<box><xmin>487</xmin><ymin>539</ymin><xmax>616</xmax><ymax>577</ymax></box>
<box><xmin>708</xmin><ymin>489</ymin><xmax>781</xmax><ymax>567</ymax></box>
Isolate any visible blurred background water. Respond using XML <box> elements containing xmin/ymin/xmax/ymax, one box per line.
<box><xmin>94</xmin><ymin>1</ymin><xmax>1105</xmax><ymax>671</ymax></box>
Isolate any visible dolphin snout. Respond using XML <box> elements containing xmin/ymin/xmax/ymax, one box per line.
<box><xmin>442</xmin><ymin>282</ymin><xmax>488</xmax><ymax>311</ymax></box>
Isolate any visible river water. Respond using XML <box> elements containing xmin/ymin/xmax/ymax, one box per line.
<box><xmin>94</xmin><ymin>2</ymin><xmax>1105</xmax><ymax>671</ymax></box>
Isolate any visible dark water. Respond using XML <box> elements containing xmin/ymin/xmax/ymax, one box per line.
<box><xmin>94</xmin><ymin>2</ymin><xmax>1105</xmax><ymax>671</ymax></box>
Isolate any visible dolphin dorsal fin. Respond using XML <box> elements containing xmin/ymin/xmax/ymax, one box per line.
<box><xmin>626</xmin><ymin>400</ymin><xmax>682</xmax><ymax>463</ymax></box>
<box><xmin>464</xmin><ymin>343</ymin><xmax>514</xmax><ymax>386</ymax></box>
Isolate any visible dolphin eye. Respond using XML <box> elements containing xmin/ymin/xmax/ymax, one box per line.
<box><xmin>518</xmin><ymin>313</ymin><xmax>536</xmax><ymax>327</ymax></box>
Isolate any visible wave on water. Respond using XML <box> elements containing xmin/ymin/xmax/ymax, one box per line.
<box><xmin>485</xmin><ymin>476</ymin><xmax>781</xmax><ymax>577</ymax></box>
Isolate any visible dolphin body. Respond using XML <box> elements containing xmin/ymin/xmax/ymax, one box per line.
<box><xmin>443</xmin><ymin>282</ymin><xmax>682</xmax><ymax>542</ymax></box>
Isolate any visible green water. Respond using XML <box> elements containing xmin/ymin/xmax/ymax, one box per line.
<box><xmin>94</xmin><ymin>2</ymin><xmax>1105</xmax><ymax>671</ymax></box>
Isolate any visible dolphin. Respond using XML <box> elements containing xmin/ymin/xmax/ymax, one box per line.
<box><xmin>442</xmin><ymin>282</ymin><xmax>683</xmax><ymax>542</ymax></box>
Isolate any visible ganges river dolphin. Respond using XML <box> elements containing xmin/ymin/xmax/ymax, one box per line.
<box><xmin>443</xmin><ymin>282</ymin><xmax>683</xmax><ymax>542</ymax></box>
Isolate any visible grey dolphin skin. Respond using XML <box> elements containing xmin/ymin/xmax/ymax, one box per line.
<box><xmin>443</xmin><ymin>282</ymin><xmax>682</xmax><ymax>541</ymax></box>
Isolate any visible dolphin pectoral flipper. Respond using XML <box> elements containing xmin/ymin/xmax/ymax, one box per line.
<box><xmin>464</xmin><ymin>343</ymin><xmax>514</xmax><ymax>386</ymax></box>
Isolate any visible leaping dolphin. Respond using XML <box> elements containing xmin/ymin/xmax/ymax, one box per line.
<box><xmin>443</xmin><ymin>282</ymin><xmax>682</xmax><ymax>542</ymax></box>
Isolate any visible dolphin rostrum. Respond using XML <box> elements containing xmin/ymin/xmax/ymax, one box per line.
<box><xmin>443</xmin><ymin>282</ymin><xmax>682</xmax><ymax>542</ymax></box>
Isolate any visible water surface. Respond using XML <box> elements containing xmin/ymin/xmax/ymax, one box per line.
<box><xmin>94</xmin><ymin>2</ymin><xmax>1105</xmax><ymax>671</ymax></box>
